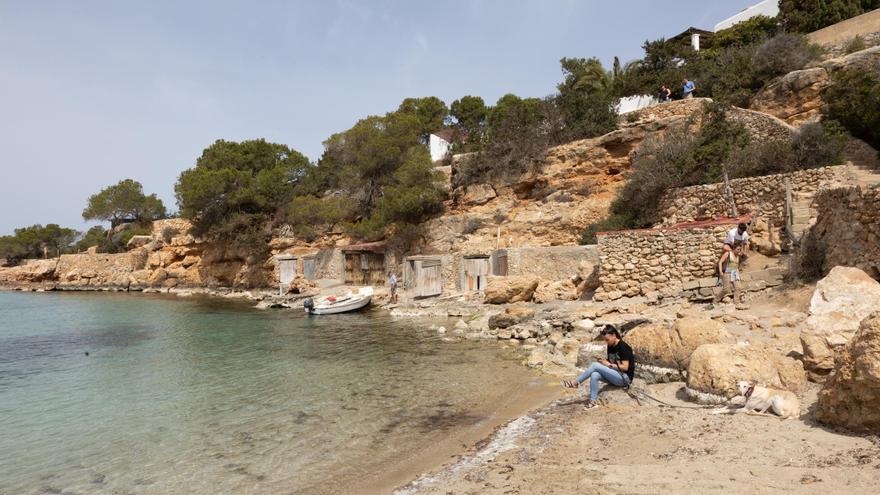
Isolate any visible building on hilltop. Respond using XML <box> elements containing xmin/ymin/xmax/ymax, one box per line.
<box><xmin>429</xmin><ymin>128</ymin><xmax>466</xmax><ymax>163</ymax></box>
<box><xmin>715</xmin><ymin>0</ymin><xmax>780</xmax><ymax>32</ymax></box>
<box><xmin>668</xmin><ymin>27</ymin><xmax>714</xmax><ymax>51</ymax></box>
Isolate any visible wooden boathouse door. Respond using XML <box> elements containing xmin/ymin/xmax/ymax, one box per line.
<box><xmin>462</xmin><ymin>256</ymin><xmax>490</xmax><ymax>292</ymax></box>
<box><xmin>415</xmin><ymin>259</ymin><xmax>442</xmax><ymax>297</ymax></box>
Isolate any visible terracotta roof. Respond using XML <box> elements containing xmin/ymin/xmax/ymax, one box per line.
<box><xmin>431</xmin><ymin>128</ymin><xmax>467</xmax><ymax>143</ymax></box>
<box><xmin>596</xmin><ymin>214</ymin><xmax>753</xmax><ymax>237</ymax></box>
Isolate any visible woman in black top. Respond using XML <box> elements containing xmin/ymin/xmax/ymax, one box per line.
<box><xmin>562</xmin><ymin>325</ymin><xmax>635</xmax><ymax>408</ymax></box>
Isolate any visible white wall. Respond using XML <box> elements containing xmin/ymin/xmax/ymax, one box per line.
<box><xmin>618</xmin><ymin>95</ymin><xmax>658</xmax><ymax>115</ymax></box>
<box><xmin>429</xmin><ymin>134</ymin><xmax>452</xmax><ymax>162</ymax></box>
<box><xmin>715</xmin><ymin>0</ymin><xmax>779</xmax><ymax>32</ymax></box>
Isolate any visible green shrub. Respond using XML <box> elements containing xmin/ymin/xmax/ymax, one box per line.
<box><xmin>75</xmin><ymin>226</ymin><xmax>110</xmax><ymax>253</ymax></box>
<box><xmin>824</xmin><ymin>68</ymin><xmax>880</xmax><ymax>153</ymax></box>
<box><xmin>596</xmin><ymin>108</ymin><xmax>848</xmax><ymax>235</ymax></box>
<box><xmin>779</xmin><ymin>0</ymin><xmax>879</xmax><ymax>33</ymax></box>
<box><xmin>844</xmin><ymin>35</ymin><xmax>867</xmax><ymax>54</ymax></box>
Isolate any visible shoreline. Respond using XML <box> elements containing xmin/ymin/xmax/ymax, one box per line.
<box><xmin>396</xmin><ymin>381</ymin><xmax>880</xmax><ymax>494</ymax></box>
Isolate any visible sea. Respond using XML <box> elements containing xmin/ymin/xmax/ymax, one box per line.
<box><xmin>0</xmin><ymin>291</ymin><xmax>552</xmax><ymax>494</ymax></box>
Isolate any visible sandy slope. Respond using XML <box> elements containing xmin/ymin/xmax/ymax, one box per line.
<box><xmin>397</xmin><ymin>382</ymin><xmax>880</xmax><ymax>495</ymax></box>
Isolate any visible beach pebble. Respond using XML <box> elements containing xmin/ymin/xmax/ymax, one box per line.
<box><xmin>437</xmin><ymin>326</ymin><xmax>447</xmax><ymax>334</ymax></box>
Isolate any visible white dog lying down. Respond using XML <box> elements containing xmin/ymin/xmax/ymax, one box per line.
<box><xmin>711</xmin><ymin>381</ymin><xmax>800</xmax><ymax>419</ymax></box>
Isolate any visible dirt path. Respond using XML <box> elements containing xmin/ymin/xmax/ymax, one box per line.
<box><xmin>398</xmin><ymin>382</ymin><xmax>880</xmax><ymax>495</ymax></box>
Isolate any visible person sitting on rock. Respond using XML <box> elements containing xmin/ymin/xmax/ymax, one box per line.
<box><xmin>561</xmin><ymin>325</ymin><xmax>635</xmax><ymax>409</ymax></box>
<box><xmin>715</xmin><ymin>241</ymin><xmax>744</xmax><ymax>305</ymax></box>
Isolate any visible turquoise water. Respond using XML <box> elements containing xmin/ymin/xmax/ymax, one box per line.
<box><xmin>0</xmin><ymin>292</ymin><xmax>547</xmax><ymax>494</ymax></box>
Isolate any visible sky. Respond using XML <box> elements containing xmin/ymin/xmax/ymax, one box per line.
<box><xmin>0</xmin><ymin>0</ymin><xmax>761</xmax><ymax>235</ymax></box>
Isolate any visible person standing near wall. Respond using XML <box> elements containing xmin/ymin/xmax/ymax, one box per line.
<box><xmin>659</xmin><ymin>85</ymin><xmax>672</xmax><ymax>102</ymax></box>
<box><xmin>388</xmin><ymin>271</ymin><xmax>398</xmax><ymax>304</ymax></box>
<box><xmin>715</xmin><ymin>242</ymin><xmax>745</xmax><ymax>306</ymax></box>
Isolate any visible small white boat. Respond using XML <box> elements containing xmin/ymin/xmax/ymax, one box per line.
<box><xmin>304</xmin><ymin>287</ymin><xmax>373</xmax><ymax>315</ymax></box>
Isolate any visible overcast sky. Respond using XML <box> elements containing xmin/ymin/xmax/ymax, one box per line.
<box><xmin>0</xmin><ymin>0</ymin><xmax>761</xmax><ymax>235</ymax></box>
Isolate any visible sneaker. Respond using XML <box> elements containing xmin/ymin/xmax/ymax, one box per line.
<box><xmin>584</xmin><ymin>400</ymin><xmax>598</xmax><ymax>410</ymax></box>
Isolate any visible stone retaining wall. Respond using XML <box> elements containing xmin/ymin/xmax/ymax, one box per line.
<box><xmin>500</xmin><ymin>245</ymin><xmax>599</xmax><ymax>280</ymax></box>
<box><xmin>727</xmin><ymin>107</ymin><xmax>794</xmax><ymax>143</ymax></box>
<box><xmin>595</xmin><ymin>218</ymin><xmax>785</xmax><ymax>302</ymax></box>
<box><xmin>807</xmin><ymin>9</ymin><xmax>880</xmax><ymax>56</ymax></box>
<box><xmin>806</xmin><ymin>184</ymin><xmax>880</xmax><ymax>278</ymax></box>
<box><xmin>658</xmin><ymin>166</ymin><xmax>849</xmax><ymax>227</ymax></box>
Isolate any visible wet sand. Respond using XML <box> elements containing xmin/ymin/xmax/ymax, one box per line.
<box><xmin>356</xmin><ymin>376</ymin><xmax>562</xmax><ymax>495</ymax></box>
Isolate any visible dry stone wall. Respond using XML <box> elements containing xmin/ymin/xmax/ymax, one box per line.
<box><xmin>658</xmin><ymin>166</ymin><xmax>849</xmax><ymax>227</ymax></box>
<box><xmin>806</xmin><ymin>184</ymin><xmax>880</xmax><ymax>278</ymax></box>
<box><xmin>595</xmin><ymin>219</ymin><xmax>785</xmax><ymax>302</ymax></box>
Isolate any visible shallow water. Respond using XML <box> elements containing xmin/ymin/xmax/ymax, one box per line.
<box><xmin>0</xmin><ymin>291</ymin><xmax>550</xmax><ymax>494</ymax></box>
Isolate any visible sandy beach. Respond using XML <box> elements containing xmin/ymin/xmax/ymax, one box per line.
<box><xmin>397</xmin><ymin>381</ymin><xmax>880</xmax><ymax>494</ymax></box>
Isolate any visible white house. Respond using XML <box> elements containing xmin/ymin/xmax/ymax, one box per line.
<box><xmin>428</xmin><ymin>128</ymin><xmax>460</xmax><ymax>163</ymax></box>
<box><xmin>715</xmin><ymin>0</ymin><xmax>780</xmax><ymax>32</ymax></box>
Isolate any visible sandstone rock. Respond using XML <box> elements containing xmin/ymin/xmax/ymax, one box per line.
<box><xmin>533</xmin><ymin>279</ymin><xmax>580</xmax><ymax>303</ymax></box>
<box><xmin>148</xmin><ymin>268</ymin><xmax>168</xmax><ymax>286</ymax></box>
<box><xmin>816</xmin><ymin>312</ymin><xmax>880</xmax><ymax>432</ymax></box>
<box><xmin>751</xmin><ymin>67</ymin><xmax>829</xmax><ymax>126</ymax></box>
<box><xmin>576</xmin><ymin>343</ymin><xmax>607</xmax><ymax>368</ymax></box>
<box><xmin>456</xmin><ymin>183</ymin><xmax>496</xmax><ymax>206</ymax></box>
<box><xmin>686</xmin><ymin>343</ymin><xmax>806</xmax><ymax>400</ymax></box>
<box><xmin>527</xmin><ymin>345</ymin><xmax>576</xmax><ymax>376</ymax></box>
<box><xmin>555</xmin><ymin>338</ymin><xmax>580</xmax><ymax>364</ymax></box>
<box><xmin>627</xmin><ymin>318</ymin><xmax>734</xmax><ymax>371</ymax></box>
<box><xmin>126</xmin><ymin>235</ymin><xmax>153</xmax><ymax>249</ymax></box>
<box><xmin>801</xmin><ymin>267</ymin><xmax>880</xmax><ymax>380</ymax></box>
<box><xmin>488</xmin><ymin>304</ymin><xmax>536</xmax><ymax>329</ymax></box>
<box><xmin>454</xmin><ymin>319</ymin><xmax>470</xmax><ymax>331</ymax></box>
<box><xmin>483</xmin><ymin>276</ymin><xmax>539</xmax><ymax>304</ymax></box>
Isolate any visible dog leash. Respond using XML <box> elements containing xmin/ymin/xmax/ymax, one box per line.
<box><xmin>625</xmin><ymin>387</ymin><xmax>738</xmax><ymax>410</ymax></box>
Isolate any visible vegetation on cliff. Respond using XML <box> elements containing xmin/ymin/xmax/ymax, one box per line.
<box><xmin>823</xmin><ymin>68</ymin><xmax>880</xmax><ymax>153</ymax></box>
<box><xmin>580</xmin><ymin>107</ymin><xmax>848</xmax><ymax>243</ymax></box>
<box><xmin>0</xmin><ymin>224</ymin><xmax>78</xmax><ymax>262</ymax></box>
<box><xmin>82</xmin><ymin>179</ymin><xmax>166</xmax><ymax>228</ymax></box>
<box><xmin>779</xmin><ymin>0</ymin><xmax>880</xmax><ymax>33</ymax></box>
<box><xmin>613</xmin><ymin>26</ymin><xmax>821</xmax><ymax>107</ymax></box>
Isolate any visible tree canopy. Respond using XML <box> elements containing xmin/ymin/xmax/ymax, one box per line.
<box><xmin>82</xmin><ymin>179</ymin><xmax>166</xmax><ymax>227</ymax></box>
<box><xmin>0</xmin><ymin>224</ymin><xmax>78</xmax><ymax>261</ymax></box>
<box><xmin>175</xmin><ymin>139</ymin><xmax>311</xmax><ymax>246</ymax></box>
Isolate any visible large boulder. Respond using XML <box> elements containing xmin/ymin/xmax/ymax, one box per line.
<box><xmin>751</xmin><ymin>67</ymin><xmax>829</xmax><ymax>125</ymax></box>
<box><xmin>455</xmin><ymin>183</ymin><xmax>497</xmax><ymax>206</ymax></box>
<box><xmin>627</xmin><ymin>318</ymin><xmax>734</xmax><ymax>372</ymax></box>
<box><xmin>488</xmin><ymin>304</ymin><xmax>536</xmax><ymax>329</ymax></box>
<box><xmin>816</xmin><ymin>312</ymin><xmax>880</xmax><ymax>432</ymax></box>
<box><xmin>483</xmin><ymin>276</ymin><xmax>539</xmax><ymax>304</ymax></box>
<box><xmin>686</xmin><ymin>343</ymin><xmax>806</xmax><ymax>402</ymax></box>
<box><xmin>533</xmin><ymin>279</ymin><xmax>580</xmax><ymax>303</ymax></box>
<box><xmin>801</xmin><ymin>267</ymin><xmax>880</xmax><ymax>380</ymax></box>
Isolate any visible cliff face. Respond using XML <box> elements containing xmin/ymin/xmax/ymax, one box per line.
<box><xmin>418</xmin><ymin>100</ymin><xmax>704</xmax><ymax>254</ymax></box>
<box><xmin>0</xmin><ymin>218</ymin><xmax>276</xmax><ymax>291</ymax></box>
<box><xmin>419</xmin><ymin>98</ymin><xmax>795</xmax><ymax>254</ymax></box>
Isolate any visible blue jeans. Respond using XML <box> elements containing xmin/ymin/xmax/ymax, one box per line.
<box><xmin>576</xmin><ymin>363</ymin><xmax>631</xmax><ymax>401</ymax></box>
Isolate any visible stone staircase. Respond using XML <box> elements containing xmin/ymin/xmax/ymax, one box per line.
<box><xmin>789</xmin><ymin>192</ymin><xmax>814</xmax><ymax>240</ymax></box>
<box><xmin>785</xmin><ymin>163</ymin><xmax>880</xmax><ymax>245</ymax></box>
